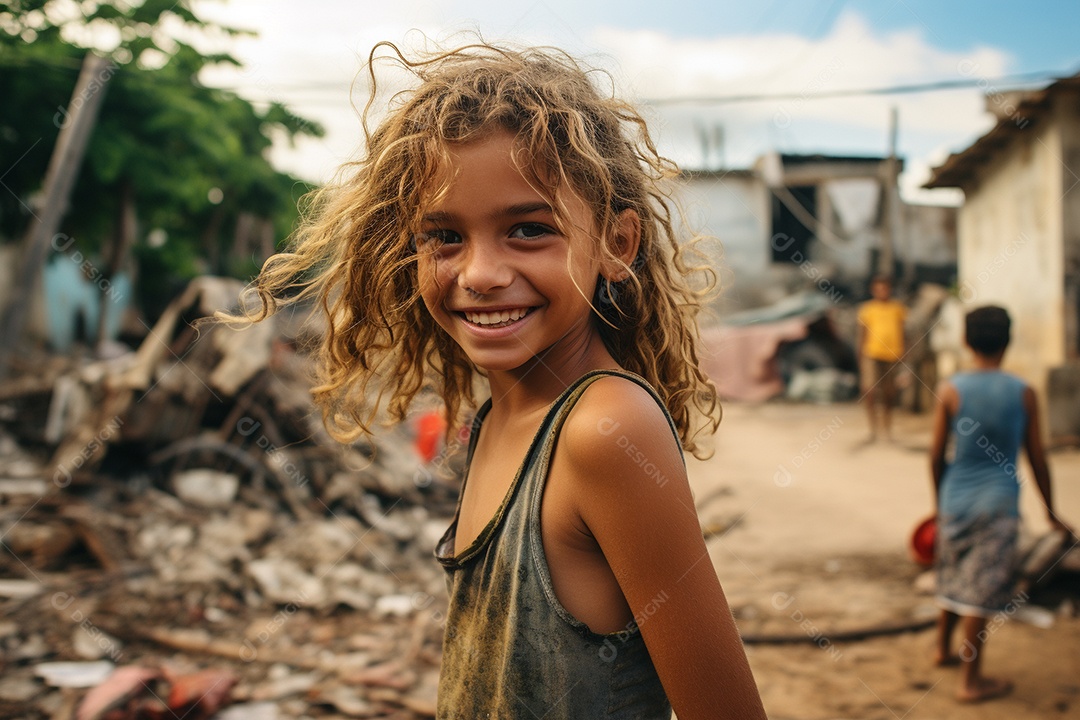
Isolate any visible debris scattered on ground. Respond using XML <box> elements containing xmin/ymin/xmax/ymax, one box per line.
<box><xmin>0</xmin><ymin>278</ymin><xmax>465</xmax><ymax>718</ymax></box>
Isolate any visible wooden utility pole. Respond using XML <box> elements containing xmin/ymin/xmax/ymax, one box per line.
<box><xmin>0</xmin><ymin>52</ymin><xmax>114</xmax><ymax>380</ymax></box>
<box><xmin>95</xmin><ymin>177</ymin><xmax>136</xmax><ymax>348</ymax></box>
<box><xmin>877</xmin><ymin>106</ymin><xmax>899</xmax><ymax>279</ymax></box>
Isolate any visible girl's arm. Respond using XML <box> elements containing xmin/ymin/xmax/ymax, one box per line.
<box><xmin>928</xmin><ymin>381</ymin><xmax>956</xmax><ymax>515</ymax></box>
<box><xmin>1022</xmin><ymin>386</ymin><xmax>1074</xmax><ymax>536</ymax></box>
<box><xmin>561</xmin><ymin>378</ymin><xmax>767</xmax><ymax>720</ymax></box>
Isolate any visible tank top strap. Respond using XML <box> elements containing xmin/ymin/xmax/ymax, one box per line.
<box><xmin>465</xmin><ymin>368</ymin><xmax>680</xmax><ymax>481</ymax></box>
<box><xmin>557</xmin><ymin>367</ymin><xmax>673</xmax><ymax>440</ymax></box>
<box><xmin>460</xmin><ymin>398</ymin><xmax>493</xmax><ymax>473</ymax></box>
<box><xmin>533</xmin><ymin>369</ymin><xmax>682</xmax><ymax>465</ymax></box>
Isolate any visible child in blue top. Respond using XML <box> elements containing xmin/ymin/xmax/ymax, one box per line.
<box><xmin>243</xmin><ymin>41</ymin><xmax>766</xmax><ymax>719</ymax></box>
<box><xmin>929</xmin><ymin>305</ymin><xmax>1073</xmax><ymax>703</ymax></box>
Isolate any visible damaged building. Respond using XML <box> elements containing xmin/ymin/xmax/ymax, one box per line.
<box><xmin>677</xmin><ymin>152</ymin><xmax>957</xmax><ymax>403</ymax></box>
<box><xmin>676</xmin><ymin>152</ymin><xmax>958</xmax><ymax>313</ymax></box>
<box><xmin>925</xmin><ymin>72</ymin><xmax>1080</xmax><ymax>441</ymax></box>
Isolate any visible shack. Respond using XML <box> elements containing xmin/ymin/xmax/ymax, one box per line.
<box><xmin>925</xmin><ymin>72</ymin><xmax>1080</xmax><ymax>440</ymax></box>
<box><xmin>677</xmin><ymin>152</ymin><xmax>957</xmax><ymax>314</ymax></box>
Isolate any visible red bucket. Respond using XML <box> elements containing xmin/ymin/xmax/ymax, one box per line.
<box><xmin>910</xmin><ymin>516</ymin><xmax>936</xmax><ymax>566</ymax></box>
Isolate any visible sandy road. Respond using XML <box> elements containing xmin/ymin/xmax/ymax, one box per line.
<box><xmin>684</xmin><ymin>401</ymin><xmax>1080</xmax><ymax>720</ymax></box>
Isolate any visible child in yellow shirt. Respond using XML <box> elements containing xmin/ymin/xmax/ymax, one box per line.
<box><xmin>857</xmin><ymin>276</ymin><xmax>907</xmax><ymax>441</ymax></box>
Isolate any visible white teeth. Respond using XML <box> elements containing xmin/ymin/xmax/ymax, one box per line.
<box><xmin>464</xmin><ymin>308</ymin><xmax>530</xmax><ymax>326</ymax></box>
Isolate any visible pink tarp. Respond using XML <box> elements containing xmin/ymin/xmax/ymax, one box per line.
<box><xmin>699</xmin><ymin>318</ymin><xmax>811</xmax><ymax>402</ymax></box>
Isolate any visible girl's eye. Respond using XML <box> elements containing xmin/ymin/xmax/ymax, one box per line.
<box><xmin>413</xmin><ymin>229</ymin><xmax>462</xmax><ymax>248</ymax></box>
<box><xmin>510</xmin><ymin>223</ymin><xmax>554</xmax><ymax>240</ymax></box>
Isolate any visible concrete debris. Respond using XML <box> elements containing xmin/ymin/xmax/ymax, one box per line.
<box><xmin>173</xmin><ymin>468</ymin><xmax>241</xmax><ymax>508</ymax></box>
<box><xmin>2</xmin><ymin>520</ymin><xmax>80</xmax><ymax>568</ymax></box>
<box><xmin>0</xmin><ymin>478</ymin><xmax>47</xmax><ymax>496</ymax></box>
<box><xmin>34</xmin><ymin>661</ymin><xmax>116</xmax><ymax>688</ymax></box>
<box><xmin>216</xmin><ymin>701</ymin><xmax>281</xmax><ymax>719</ymax></box>
<box><xmin>247</xmin><ymin>672</ymin><xmax>319</xmax><ymax>701</ymax></box>
<box><xmin>0</xmin><ymin>676</ymin><xmax>41</xmax><ymax>703</ymax></box>
<box><xmin>13</xmin><ymin>633</ymin><xmax>49</xmax><ymax>661</ymax></box>
<box><xmin>0</xmin><ymin>277</ymin><xmax>469</xmax><ymax>717</ymax></box>
<box><xmin>313</xmin><ymin>686</ymin><xmax>375</xmax><ymax>717</ymax></box>
<box><xmin>246</xmin><ymin>558</ymin><xmax>328</xmax><ymax>607</ymax></box>
<box><xmin>375</xmin><ymin>594</ymin><xmax>420</xmax><ymax>618</ymax></box>
<box><xmin>73</xmin><ymin>624</ymin><xmax>123</xmax><ymax>660</ymax></box>
<box><xmin>0</xmin><ymin>578</ymin><xmax>43</xmax><ymax>599</ymax></box>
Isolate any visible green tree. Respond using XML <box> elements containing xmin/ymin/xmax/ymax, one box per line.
<box><xmin>0</xmin><ymin>0</ymin><xmax>322</xmax><ymax>318</ymax></box>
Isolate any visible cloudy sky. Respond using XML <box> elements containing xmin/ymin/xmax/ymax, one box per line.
<box><xmin>193</xmin><ymin>0</ymin><xmax>1080</xmax><ymax>204</ymax></box>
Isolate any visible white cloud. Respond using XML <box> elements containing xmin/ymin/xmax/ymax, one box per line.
<box><xmin>191</xmin><ymin>3</ymin><xmax>1017</xmax><ymax>203</ymax></box>
<box><xmin>590</xmin><ymin>11</ymin><xmax>1012</xmax><ymax>202</ymax></box>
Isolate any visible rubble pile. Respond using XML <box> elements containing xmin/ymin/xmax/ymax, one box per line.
<box><xmin>0</xmin><ymin>278</ymin><xmax>466</xmax><ymax>719</ymax></box>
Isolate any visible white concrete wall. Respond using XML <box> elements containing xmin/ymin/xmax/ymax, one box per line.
<box><xmin>1057</xmin><ymin>89</ymin><xmax>1080</xmax><ymax>359</ymax></box>
<box><xmin>902</xmin><ymin>203</ymin><xmax>958</xmax><ymax>267</ymax></box>
<box><xmin>677</xmin><ymin>165</ymin><xmax>957</xmax><ymax>314</ymax></box>
<box><xmin>810</xmin><ymin>177</ymin><xmax>880</xmax><ymax>282</ymax></box>
<box><xmin>674</xmin><ymin>172</ymin><xmax>773</xmax><ymax>310</ymax></box>
<box><xmin>957</xmin><ymin>117</ymin><xmax>1065</xmax><ymax>396</ymax></box>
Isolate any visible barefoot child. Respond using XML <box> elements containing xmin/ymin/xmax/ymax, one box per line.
<box><xmin>244</xmin><ymin>42</ymin><xmax>765</xmax><ymax>719</ymax></box>
<box><xmin>929</xmin><ymin>305</ymin><xmax>1073</xmax><ymax>703</ymax></box>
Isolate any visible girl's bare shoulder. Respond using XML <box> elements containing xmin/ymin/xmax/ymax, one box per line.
<box><xmin>557</xmin><ymin>374</ymin><xmax>683</xmax><ymax>488</ymax></box>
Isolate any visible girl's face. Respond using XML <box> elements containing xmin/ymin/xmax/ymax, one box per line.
<box><xmin>415</xmin><ymin>130</ymin><xmax>605</xmax><ymax>374</ymax></box>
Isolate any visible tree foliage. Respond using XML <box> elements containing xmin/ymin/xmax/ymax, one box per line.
<box><xmin>0</xmin><ymin>1</ymin><xmax>323</xmax><ymax>316</ymax></box>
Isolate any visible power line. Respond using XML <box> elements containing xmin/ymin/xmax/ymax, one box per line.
<box><xmin>640</xmin><ymin>69</ymin><xmax>1068</xmax><ymax>106</ymax></box>
<box><xmin>5</xmin><ymin>51</ymin><xmax>1073</xmax><ymax>108</ymax></box>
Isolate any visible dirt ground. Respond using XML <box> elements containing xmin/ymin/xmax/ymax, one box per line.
<box><xmin>690</xmin><ymin>401</ymin><xmax>1080</xmax><ymax>720</ymax></box>
<box><xmin>5</xmin><ymin>396</ymin><xmax>1078</xmax><ymax>719</ymax></box>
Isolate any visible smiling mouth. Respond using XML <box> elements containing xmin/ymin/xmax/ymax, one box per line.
<box><xmin>460</xmin><ymin>307</ymin><xmax>534</xmax><ymax>328</ymax></box>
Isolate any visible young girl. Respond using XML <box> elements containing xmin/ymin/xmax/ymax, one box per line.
<box><xmin>930</xmin><ymin>305</ymin><xmax>1073</xmax><ymax>703</ymax></box>
<box><xmin>246</xmin><ymin>41</ymin><xmax>766</xmax><ymax>719</ymax></box>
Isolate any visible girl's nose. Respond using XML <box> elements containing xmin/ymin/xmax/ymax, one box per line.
<box><xmin>455</xmin><ymin>243</ymin><xmax>513</xmax><ymax>295</ymax></box>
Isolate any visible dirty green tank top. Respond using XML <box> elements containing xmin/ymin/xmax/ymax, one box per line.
<box><xmin>435</xmin><ymin>369</ymin><xmax>674</xmax><ymax>719</ymax></box>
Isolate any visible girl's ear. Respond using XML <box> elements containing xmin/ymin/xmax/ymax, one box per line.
<box><xmin>603</xmin><ymin>208</ymin><xmax>641</xmax><ymax>281</ymax></box>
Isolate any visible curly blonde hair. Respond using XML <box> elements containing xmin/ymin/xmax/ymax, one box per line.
<box><xmin>244</xmin><ymin>41</ymin><xmax>721</xmax><ymax>457</ymax></box>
